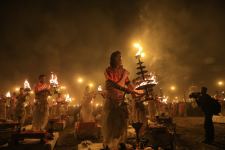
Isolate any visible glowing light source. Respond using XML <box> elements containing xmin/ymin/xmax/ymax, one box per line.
<box><xmin>24</xmin><ymin>80</ymin><xmax>31</xmax><ymax>90</ymax></box>
<box><xmin>97</xmin><ymin>85</ymin><xmax>102</xmax><ymax>92</ymax></box>
<box><xmin>15</xmin><ymin>87</ymin><xmax>20</xmax><ymax>92</ymax></box>
<box><xmin>162</xmin><ymin>96</ymin><xmax>169</xmax><ymax>104</ymax></box>
<box><xmin>50</xmin><ymin>72</ymin><xmax>58</xmax><ymax>87</ymax></box>
<box><xmin>65</xmin><ymin>94</ymin><xmax>72</xmax><ymax>102</ymax></box>
<box><xmin>6</xmin><ymin>92</ymin><xmax>11</xmax><ymax>98</ymax></box>
<box><xmin>89</xmin><ymin>83</ymin><xmax>94</xmax><ymax>88</ymax></box>
<box><xmin>218</xmin><ymin>81</ymin><xmax>224</xmax><ymax>86</ymax></box>
<box><xmin>60</xmin><ymin>86</ymin><xmax>67</xmax><ymax>90</ymax></box>
<box><xmin>135</xmin><ymin>74</ymin><xmax>158</xmax><ymax>89</ymax></box>
<box><xmin>140</xmin><ymin>52</ymin><xmax>145</xmax><ymax>58</ymax></box>
<box><xmin>133</xmin><ymin>42</ymin><xmax>143</xmax><ymax>56</ymax></box>
<box><xmin>170</xmin><ymin>86</ymin><xmax>176</xmax><ymax>91</ymax></box>
<box><xmin>77</xmin><ymin>77</ymin><xmax>83</xmax><ymax>83</ymax></box>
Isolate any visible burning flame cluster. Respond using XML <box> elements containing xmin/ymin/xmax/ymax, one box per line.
<box><xmin>133</xmin><ymin>43</ymin><xmax>145</xmax><ymax>58</ymax></box>
<box><xmin>97</xmin><ymin>85</ymin><xmax>103</xmax><ymax>92</ymax></box>
<box><xmin>135</xmin><ymin>73</ymin><xmax>158</xmax><ymax>89</ymax></box>
<box><xmin>6</xmin><ymin>91</ymin><xmax>11</xmax><ymax>98</ymax></box>
<box><xmin>24</xmin><ymin>80</ymin><xmax>31</xmax><ymax>90</ymax></box>
<box><xmin>65</xmin><ymin>94</ymin><xmax>72</xmax><ymax>102</ymax></box>
<box><xmin>50</xmin><ymin>73</ymin><xmax>58</xmax><ymax>87</ymax></box>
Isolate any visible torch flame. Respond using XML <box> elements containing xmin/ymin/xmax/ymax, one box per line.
<box><xmin>135</xmin><ymin>73</ymin><xmax>158</xmax><ymax>89</ymax></box>
<box><xmin>65</xmin><ymin>94</ymin><xmax>72</xmax><ymax>102</ymax></box>
<box><xmin>50</xmin><ymin>73</ymin><xmax>58</xmax><ymax>87</ymax></box>
<box><xmin>24</xmin><ymin>80</ymin><xmax>31</xmax><ymax>89</ymax></box>
<box><xmin>133</xmin><ymin>43</ymin><xmax>143</xmax><ymax>56</ymax></box>
<box><xmin>6</xmin><ymin>91</ymin><xmax>11</xmax><ymax>98</ymax></box>
<box><xmin>162</xmin><ymin>96</ymin><xmax>168</xmax><ymax>104</ymax></box>
<box><xmin>97</xmin><ymin>85</ymin><xmax>103</xmax><ymax>92</ymax></box>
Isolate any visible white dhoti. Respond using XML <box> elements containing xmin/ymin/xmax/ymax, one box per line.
<box><xmin>32</xmin><ymin>99</ymin><xmax>49</xmax><ymax>130</ymax></box>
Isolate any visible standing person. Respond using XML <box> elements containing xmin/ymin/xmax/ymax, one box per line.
<box><xmin>0</xmin><ymin>94</ymin><xmax>7</xmax><ymax>120</ymax></box>
<box><xmin>80</xmin><ymin>86</ymin><xmax>96</xmax><ymax>122</ymax></box>
<box><xmin>102</xmin><ymin>51</ymin><xmax>135</xmax><ymax>149</ymax></box>
<box><xmin>15</xmin><ymin>88</ymin><xmax>28</xmax><ymax>126</ymax></box>
<box><xmin>9</xmin><ymin>92</ymin><xmax>17</xmax><ymax>120</ymax></box>
<box><xmin>32</xmin><ymin>74</ymin><xmax>50</xmax><ymax>131</ymax></box>
<box><xmin>195</xmin><ymin>87</ymin><xmax>215</xmax><ymax>144</ymax></box>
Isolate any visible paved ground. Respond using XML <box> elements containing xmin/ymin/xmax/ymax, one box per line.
<box><xmin>1</xmin><ymin>117</ymin><xmax>224</xmax><ymax>149</ymax></box>
<box><xmin>174</xmin><ymin>117</ymin><xmax>225</xmax><ymax>150</ymax></box>
<box><xmin>54</xmin><ymin>117</ymin><xmax>225</xmax><ymax>150</ymax></box>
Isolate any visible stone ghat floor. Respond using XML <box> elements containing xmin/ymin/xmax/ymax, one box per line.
<box><xmin>174</xmin><ymin>117</ymin><xmax>225</xmax><ymax>150</ymax></box>
<box><xmin>1</xmin><ymin>117</ymin><xmax>225</xmax><ymax>150</ymax></box>
<box><xmin>55</xmin><ymin>117</ymin><xmax>225</xmax><ymax>150</ymax></box>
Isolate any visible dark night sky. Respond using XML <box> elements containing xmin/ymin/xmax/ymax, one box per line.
<box><xmin>0</xmin><ymin>0</ymin><xmax>225</xmax><ymax>98</ymax></box>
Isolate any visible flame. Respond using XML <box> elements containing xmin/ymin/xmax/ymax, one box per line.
<box><xmin>133</xmin><ymin>43</ymin><xmax>143</xmax><ymax>56</ymax></box>
<box><xmin>6</xmin><ymin>91</ymin><xmax>11</xmax><ymax>98</ymax></box>
<box><xmin>143</xmin><ymin>101</ymin><xmax>148</xmax><ymax>106</ymax></box>
<box><xmin>60</xmin><ymin>86</ymin><xmax>66</xmax><ymax>90</ymax></box>
<box><xmin>24</xmin><ymin>80</ymin><xmax>31</xmax><ymax>89</ymax></box>
<box><xmin>135</xmin><ymin>73</ymin><xmax>158</xmax><ymax>89</ymax></box>
<box><xmin>95</xmin><ymin>103</ymin><xmax>99</xmax><ymax>107</ymax></box>
<box><xmin>50</xmin><ymin>73</ymin><xmax>58</xmax><ymax>87</ymax></box>
<box><xmin>65</xmin><ymin>94</ymin><xmax>72</xmax><ymax>102</ymax></box>
<box><xmin>89</xmin><ymin>83</ymin><xmax>94</xmax><ymax>88</ymax></box>
<box><xmin>140</xmin><ymin>52</ymin><xmax>145</xmax><ymax>58</ymax></box>
<box><xmin>162</xmin><ymin>96</ymin><xmax>168</xmax><ymax>104</ymax></box>
<box><xmin>97</xmin><ymin>85</ymin><xmax>102</xmax><ymax>92</ymax></box>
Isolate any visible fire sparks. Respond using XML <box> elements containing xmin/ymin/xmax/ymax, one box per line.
<box><xmin>24</xmin><ymin>80</ymin><xmax>31</xmax><ymax>90</ymax></box>
<box><xmin>50</xmin><ymin>72</ymin><xmax>58</xmax><ymax>87</ymax></box>
<box><xmin>6</xmin><ymin>91</ymin><xmax>11</xmax><ymax>98</ymax></box>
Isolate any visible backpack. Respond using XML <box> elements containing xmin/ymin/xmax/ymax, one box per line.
<box><xmin>211</xmin><ymin>97</ymin><xmax>221</xmax><ymax>115</ymax></box>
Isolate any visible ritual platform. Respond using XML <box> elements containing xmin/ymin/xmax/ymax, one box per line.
<box><xmin>74</xmin><ymin>122</ymin><xmax>101</xmax><ymax>140</ymax></box>
<box><xmin>213</xmin><ymin>115</ymin><xmax>225</xmax><ymax>124</ymax></box>
<box><xmin>47</xmin><ymin>118</ymin><xmax>66</xmax><ymax>131</ymax></box>
<box><xmin>9</xmin><ymin>131</ymin><xmax>59</xmax><ymax>150</ymax></box>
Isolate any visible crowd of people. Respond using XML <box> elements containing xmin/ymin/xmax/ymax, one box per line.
<box><xmin>0</xmin><ymin>50</ymin><xmax>224</xmax><ymax>149</ymax></box>
<box><xmin>0</xmin><ymin>74</ymin><xmax>71</xmax><ymax>131</ymax></box>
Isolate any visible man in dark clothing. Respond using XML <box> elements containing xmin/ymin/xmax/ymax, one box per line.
<box><xmin>196</xmin><ymin>87</ymin><xmax>214</xmax><ymax>144</ymax></box>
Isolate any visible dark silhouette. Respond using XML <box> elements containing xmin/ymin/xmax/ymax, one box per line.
<box><xmin>195</xmin><ymin>87</ymin><xmax>214</xmax><ymax>144</ymax></box>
